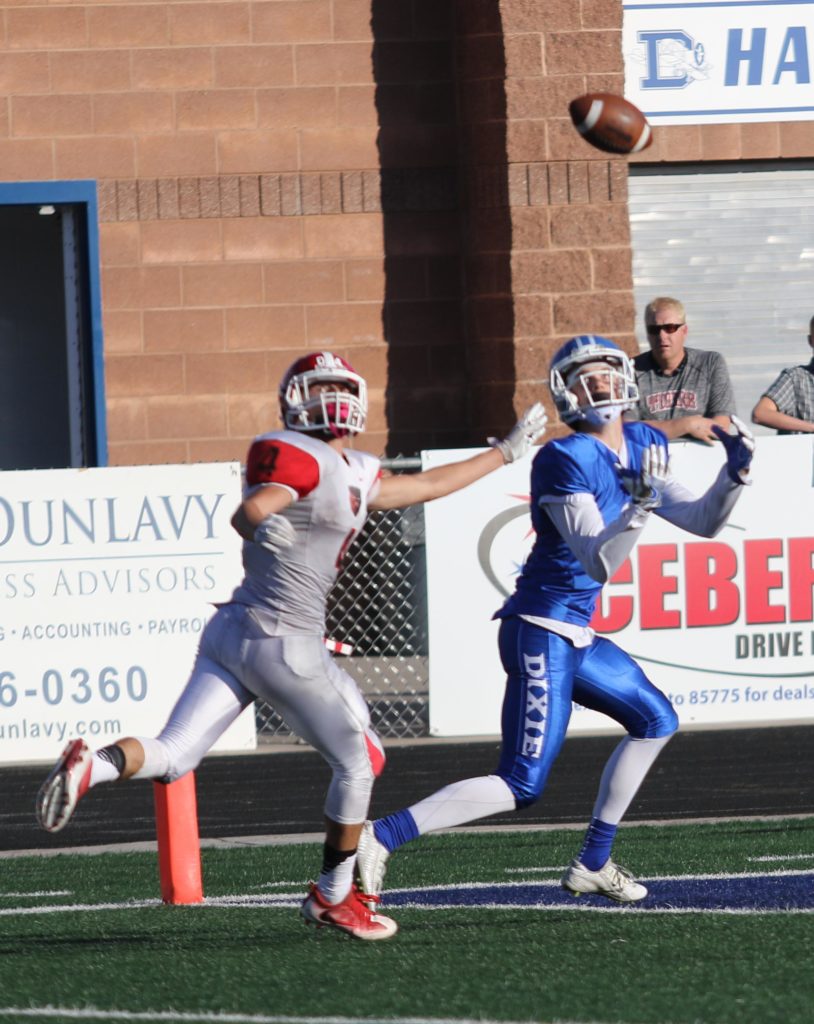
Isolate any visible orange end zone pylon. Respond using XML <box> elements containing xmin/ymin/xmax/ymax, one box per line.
<box><xmin>153</xmin><ymin>772</ymin><xmax>204</xmax><ymax>904</ymax></box>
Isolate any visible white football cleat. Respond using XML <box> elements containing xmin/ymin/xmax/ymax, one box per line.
<box><xmin>355</xmin><ymin>820</ymin><xmax>390</xmax><ymax>903</ymax></box>
<box><xmin>561</xmin><ymin>858</ymin><xmax>647</xmax><ymax>903</ymax></box>
<box><xmin>36</xmin><ymin>739</ymin><xmax>93</xmax><ymax>833</ymax></box>
<box><xmin>300</xmin><ymin>883</ymin><xmax>397</xmax><ymax>941</ymax></box>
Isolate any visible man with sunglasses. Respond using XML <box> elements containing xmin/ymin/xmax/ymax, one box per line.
<box><xmin>625</xmin><ymin>296</ymin><xmax>735</xmax><ymax>443</ymax></box>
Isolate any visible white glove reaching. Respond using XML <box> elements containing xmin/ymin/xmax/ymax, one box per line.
<box><xmin>253</xmin><ymin>512</ymin><xmax>297</xmax><ymax>553</ymax></box>
<box><xmin>489</xmin><ymin>402</ymin><xmax>548</xmax><ymax>463</ymax></box>
<box><xmin>620</xmin><ymin>442</ymin><xmax>669</xmax><ymax>511</ymax></box>
<box><xmin>712</xmin><ymin>414</ymin><xmax>755</xmax><ymax>485</ymax></box>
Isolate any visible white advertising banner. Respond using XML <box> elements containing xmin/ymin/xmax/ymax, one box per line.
<box><xmin>0</xmin><ymin>463</ymin><xmax>256</xmax><ymax>764</ymax></box>
<box><xmin>424</xmin><ymin>436</ymin><xmax>814</xmax><ymax>737</ymax></box>
<box><xmin>623</xmin><ymin>1</ymin><xmax>814</xmax><ymax>124</ymax></box>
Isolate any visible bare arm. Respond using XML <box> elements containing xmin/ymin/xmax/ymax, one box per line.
<box><xmin>640</xmin><ymin>414</ymin><xmax>731</xmax><ymax>444</ymax></box>
<box><xmin>752</xmin><ymin>395</ymin><xmax>814</xmax><ymax>434</ymax></box>
<box><xmin>370</xmin><ymin>447</ymin><xmax>505</xmax><ymax>511</ymax></box>
<box><xmin>370</xmin><ymin>401</ymin><xmax>548</xmax><ymax>510</ymax></box>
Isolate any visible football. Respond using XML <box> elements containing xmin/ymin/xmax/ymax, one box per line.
<box><xmin>568</xmin><ymin>93</ymin><xmax>652</xmax><ymax>155</ymax></box>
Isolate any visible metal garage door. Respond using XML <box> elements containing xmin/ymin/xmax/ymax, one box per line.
<box><xmin>628</xmin><ymin>163</ymin><xmax>814</xmax><ymax>435</ymax></box>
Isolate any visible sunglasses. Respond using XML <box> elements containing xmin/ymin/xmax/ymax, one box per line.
<box><xmin>646</xmin><ymin>323</ymin><xmax>685</xmax><ymax>335</ymax></box>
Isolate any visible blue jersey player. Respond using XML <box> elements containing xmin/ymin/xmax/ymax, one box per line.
<box><xmin>357</xmin><ymin>334</ymin><xmax>755</xmax><ymax>911</ymax></box>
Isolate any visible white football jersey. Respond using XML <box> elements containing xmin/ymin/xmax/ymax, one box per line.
<box><xmin>230</xmin><ymin>430</ymin><xmax>382</xmax><ymax>635</ymax></box>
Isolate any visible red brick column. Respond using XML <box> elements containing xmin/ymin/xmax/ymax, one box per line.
<box><xmin>458</xmin><ymin>0</ymin><xmax>637</xmax><ymax>435</ymax></box>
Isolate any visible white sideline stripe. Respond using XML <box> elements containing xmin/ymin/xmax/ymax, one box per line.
<box><xmin>361</xmin><ymin>868</ymin><xmax>814</xmax><ymax>894</ymax></box>
<box><xmin>504</xmin><ymin>866</ymin><xmax>563</xmax><ymax>874</ymax></box>
<box><xmin>748</xmin><ymin>853</ymin><xmax>814</xmax><ymax>862</ymax></box>
<box><xmin>250</xmin><ymin>881</ymin><xmax>304</xmax><ymax>889</ymax></box>
<box><xmin>382</xmin><ymin>902</ymin><xmax>814</xmax><ymax>917</ymax></box>
<box><xmin>1</xmin><ymin>868</ymin><xmax>811</xmax><ymax>918</ymax></box>
<box><xmin>0</xmin><ymin>890</ymin><xmax>72</xmax><ymax>898</ymax></box>
<box><xmin>0</xmin><ymin>1011</ymin><xmax>566</xmax><ymax>1024</ymax></box>
<box><xmin>0</xmin><ymin>899</ymin><xmax>161</xmax><ymax>917</ymax></box>
<box><xmin>4</xmin><ymin>811</ymin><xmax>811</xmax><ymax>860</ymax></box>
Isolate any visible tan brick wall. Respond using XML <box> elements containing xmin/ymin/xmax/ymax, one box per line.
<box><xmin>2</xmin><ymin>0</ymin><xmax>396</xmax><ymax>463</ymax></box>
<box><xmin>4</xmin><ymin>0</ymin><xmax>812</xmax><ymax>460</ymax></box>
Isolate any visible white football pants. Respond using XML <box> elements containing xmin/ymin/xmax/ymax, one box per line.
<box><xmin>134</xmin><ymin>602</ymin><xmax>383</xmax><ymax>824</ymax></box>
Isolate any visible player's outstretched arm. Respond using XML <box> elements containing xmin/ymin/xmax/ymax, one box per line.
<box><xmin>370</xmin><ymin>402</ymin><xmax>547</xmax><ymax>511</ymax></box>
<box><xmin>657</xmin><ymin>415</ymin><xmax>755</xmax><ymax>537</ymax></box>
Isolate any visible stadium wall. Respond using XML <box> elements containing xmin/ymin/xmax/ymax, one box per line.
<box><xmin>2</xmin><ymin>1</ymin><xmax>812</xmax><ymax>464</ymax></box>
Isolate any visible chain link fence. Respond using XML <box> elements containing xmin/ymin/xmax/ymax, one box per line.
<box><xmin>255</xmin><ymin>458</ymin><xmax>430</xmax><ymax>744</ymax></box>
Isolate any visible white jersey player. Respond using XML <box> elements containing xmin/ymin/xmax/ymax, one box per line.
<box><xmin>36</xmin><ymin>350</ymin><xmax>547</xmax><ymax>941</ymax></box>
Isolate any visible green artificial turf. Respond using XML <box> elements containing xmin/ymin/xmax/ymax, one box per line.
<box><xmin>0</xmin><ymin>818</ymin><xmax>812</xmax><ymax>1024</ymax></box>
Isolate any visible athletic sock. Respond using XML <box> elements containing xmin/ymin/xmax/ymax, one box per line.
<box><xmin>316</xmin><ymin>844</ymin><xmax>355</xmax><ymax>904</ymax></box>
<box><xmin>373</xmin><ymin>809</ymin><xmax>420</xmax><ymax>853</ymax></box>
<box><xmin>578</xmin><ymin>817</ymin><xmax>618</xmax><ymax>871</ymax></box>
<box><xmin>375</xmin><ymin>775</ymin><xmax>516</xmax><ymax>851</ymax></box>
<box><xmin>89</xmin><ymin>744</ymin><xmax>126</xmax><ymax>787</ymax></box>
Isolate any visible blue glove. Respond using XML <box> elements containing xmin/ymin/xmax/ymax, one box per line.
<box><xmin>711</xmin><ymin>414</ymin><xmax>755</xmax><ymax>485</ymax></box>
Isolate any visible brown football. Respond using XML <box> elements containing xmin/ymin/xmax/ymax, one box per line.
<box><xmin>568</xmin><ymin>93</ymin><xmax>652</xmax><ymax>155</ymax></box>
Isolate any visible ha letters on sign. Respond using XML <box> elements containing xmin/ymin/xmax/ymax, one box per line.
<box><xmin>623</xmin><ymin>1</ymin><xmax>814</xmax><ymax>125</ymax></box>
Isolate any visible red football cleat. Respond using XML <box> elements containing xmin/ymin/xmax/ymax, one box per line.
<box><xmin>300</xmin><ymin>882</ymin><xmax>398</xmax><ymax>940</ymax></box>
<box><xmin>36</xmin><ymin>739</ymin><xmax>93</xmax><ymax>833</ymax></box>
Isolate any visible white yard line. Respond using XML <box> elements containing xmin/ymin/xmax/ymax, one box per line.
<box><xmin>0</xmin><ymin>1011</ymin><xmax>585</xmax><ymax>1024</ymax></box>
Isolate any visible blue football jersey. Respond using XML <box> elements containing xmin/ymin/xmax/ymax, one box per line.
<box><xmin>497</xmin><ymin>422</ymin><xmax>667</xmax><ymax>626</ymax></box>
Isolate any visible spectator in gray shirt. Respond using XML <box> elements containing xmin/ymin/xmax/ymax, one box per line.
<box><xmin>625</xmin><ymin>297</ymin><xmax>734</xmax><ymax>443</ymax></box>
<box><xmin>751</xmin><ymin>317</ymin><xmax>814</xmax><ymax>434</ymax></box>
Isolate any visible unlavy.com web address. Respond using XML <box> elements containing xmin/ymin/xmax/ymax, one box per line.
<box><xmin>0</xmin><ymin>716</ymin><xmax>122</xmax><ymax>746</ymax></box>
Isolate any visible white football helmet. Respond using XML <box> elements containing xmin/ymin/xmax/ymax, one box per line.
<box><xmin>550</xmin><ymin>335</ymin><xmax>638</xmax><ymax>426</ymax></box>
<box><xmin>279</xmin><ymin>351</ymin><xmax>367</xmax><ymax>437</ymax></box>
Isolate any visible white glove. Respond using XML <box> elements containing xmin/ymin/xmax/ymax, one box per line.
<box><xmin>253</xmin><ymin>512</ymin><xmax>297</xmax><ymax>553</ymax></box>
<box><xmin>712</xmin><ymin>414</ymin><xmax>755</xmax><ymax>485</ymax></box>
<box><xmin>489</xmin><ymin>402</ymin><xmax>548</xmax><ymax>463</ymax></box>
<box><xmin>620</xmin><ymin>443</ymin><xmax>669</xmax><ymax>511</ymax></box>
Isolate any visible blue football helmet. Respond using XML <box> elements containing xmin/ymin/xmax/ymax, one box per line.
<box><xmin>549</xmin><ymin>335</ymin><xmax>638</xmax><ymax>426</ymax></box>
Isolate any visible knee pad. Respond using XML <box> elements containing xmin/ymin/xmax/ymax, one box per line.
<box><xmin>365</xmin><ymin>727</ymin><xmax>385</xmax><ymax>778</ymax></box>
<box><xmin>324</xmin><ymin>763</ymin><xmax>375</xmax><ymax>824</ymax></box>
<box><xmin>130</xmin><ymin>737</ymin><xmax>172</xmax><ymax>781</ymax></box>
<box><xmin>151</xmin><ymin>723</ymin><xmax>208</xmax><ymax>781</ymax></box>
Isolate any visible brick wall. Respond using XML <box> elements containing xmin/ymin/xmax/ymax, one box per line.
<box><xmin>2</xmin><ymin>0</ymin><xmax>399</xmax><ymax>463</ymax></box>
<box><xmin>4</xmin><ymin>1</ymin><xmax>811</xmax><ymax>461</ymax></box>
